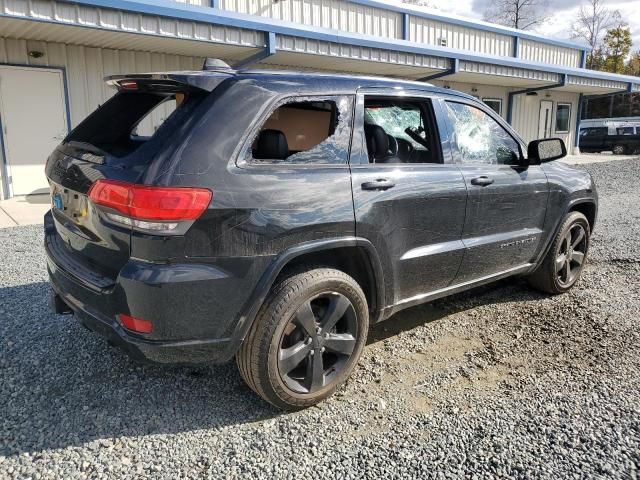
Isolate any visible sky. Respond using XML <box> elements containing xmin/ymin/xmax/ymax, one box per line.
<box><xmin>387</xmin><ymin>0</ymin><xmax>640</xmax><ymax>51</ymax></box>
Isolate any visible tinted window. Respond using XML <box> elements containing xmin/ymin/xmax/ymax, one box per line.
<box><xmin>363</xmin><ymin>98</ymin><xmax>442</xmax><ymax>164</ymax></box>
<box><xmin>580</xmin><ymin>127</ymin><xmax>607</xmax><ymax>137</ymax></box>
<box><xmin>66</xmin><ymin>91</ymin><xmax>203</xmax><ymax>158</ymax></box>
<box><xmin>445</xmin><ymin>101</ymin><xmax>520</xmax><ymax>165</ymax></box>
<box><xmin>250</xmin><ymin>96</ymin><xmax>353</xmax><ymax>164</ymax></box>
<box><xmin>555</xmin><ymin>104</ymin><xmax>571</xmax><ymax>133</ymax></box>
<box><xmin>617</xmin><ymin>127</ymin><xmax>635</xmax><ymax>135</ymax></box>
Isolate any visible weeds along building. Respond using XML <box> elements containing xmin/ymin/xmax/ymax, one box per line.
<box><xmin>1</xmin><ymin>0</ymin><xmax>639</xmax><ymax>198</ymax></box>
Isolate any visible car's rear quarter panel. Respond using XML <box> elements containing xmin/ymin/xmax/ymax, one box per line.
<box><xmin>154</xmin><ymin>77</ymin><xmax>357</xmax><ymax>259</ymax></box>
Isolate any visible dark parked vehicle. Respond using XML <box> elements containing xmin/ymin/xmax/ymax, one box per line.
<box><xmin>579</xmin><ymin>125</ymin><xmax>640</xmax><ymax>155</ymax></box>
<box><xmin>45</xmin><ymin>62</ymin><xmax>598</xmax><ymax>410</ymax></box>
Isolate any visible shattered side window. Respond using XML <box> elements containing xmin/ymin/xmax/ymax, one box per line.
<box><xmin>445</xmin><ymin>101</ymin><xmax>521</xmax><ymax>165</ymax></box>
<box><xmin>365</xmin><ymin>105</ymin><xmax>425</xmax><ymax>150</ymax></box>
<box><xmin>249</xmin><ymin>96</ymin><xmax>353</xmax><ymax>165</ymax></box>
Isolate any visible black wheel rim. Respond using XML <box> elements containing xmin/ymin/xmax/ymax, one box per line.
<box><xmin>277</xmin><ymin>292</ymin><xmax>358</xmax><ymax>394</ymax></box>
<box><xmin>556</xmin><ymin>223</ymin><xmax>587</xmax><ymax>287</ymax></box>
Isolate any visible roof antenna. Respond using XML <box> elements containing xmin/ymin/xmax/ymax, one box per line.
<box><xmin>202</xmin><ymin>58</ymin><xmax>233</xmax><ymax>71</ymax></box>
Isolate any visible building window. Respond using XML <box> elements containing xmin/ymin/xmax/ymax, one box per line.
<box><xmin>482</xmin><ymin>98</ymin><xmax>502</xmax><ymax>116</ymax></box>
<box><xmin>555</xmin><ymin>103</ymin><xmax>572</xmax><ymax>133</ymax></box>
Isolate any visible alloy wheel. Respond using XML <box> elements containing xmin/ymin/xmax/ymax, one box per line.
<box><xmin>277</xmin><ymin>292</ymin><xmax>358</xmax><ymax>394</ymax></box>
<box><xmin>556</xmin><ymin>223</ymin><xmax>587</xmax><ymax>287</ymax></box>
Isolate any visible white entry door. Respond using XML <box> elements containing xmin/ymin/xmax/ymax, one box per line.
<box><xmin>538</xmin><ymin>100</ymin><xmax>553</xmax><ymax>139</ymax></box>
<box><xmin>0</xmin><ymin>66</ymin><xmax>68</xmax><ymax>196</ymax></box>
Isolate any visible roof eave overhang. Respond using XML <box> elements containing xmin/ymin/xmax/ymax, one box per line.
<box><xmin>1</xmin><ymin>0</ymin><xmax>637</xmax><ymax>93</ymax></box>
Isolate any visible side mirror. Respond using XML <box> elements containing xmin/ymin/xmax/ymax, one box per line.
<box><xmin>528</xmin><ymin>138</ymin><xmax>567</xmax><ymax>164</ymax></box>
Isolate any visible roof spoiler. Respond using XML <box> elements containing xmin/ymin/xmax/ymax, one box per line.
<box><xmin>105</xmin><ymin>70</ymin><xmax>233</xmax><ymax>93</ymax></box>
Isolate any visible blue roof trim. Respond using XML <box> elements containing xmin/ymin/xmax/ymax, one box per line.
<box><xmin>24</xmin><ymin>0</ymin><xmax>640</xmax><ymax>88</ymax></box>
<box><xmin>350</xmin><ymin>0</ymin><xmax>590</xmax><ymax>52</ymax></box>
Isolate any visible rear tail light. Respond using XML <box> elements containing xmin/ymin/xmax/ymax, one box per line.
<box><xmin>88</xmin><ymin>179</ymin><xmax>212</xmax><ymax>233</ymax></box>
<box><xmin>118</xmin><ymin>314</ymin><xmax>153</xmax><ymax>334</ymax></box>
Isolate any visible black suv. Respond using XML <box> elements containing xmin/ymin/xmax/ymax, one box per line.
<box><xmin>579</xmin><ymin>125</ymin><xmax>640</xmax><ymax>155</ymax></box>
<box><xmin>45</xmin><ymin>63</ymin><xmax>598</xmax><ymax>410</ymax></box>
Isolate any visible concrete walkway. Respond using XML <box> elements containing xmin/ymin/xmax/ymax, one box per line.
<box><xmin>562</xmin><ymin>153</ymin><xmax>639</xmax><ymax>165</ymax></box>
<box><xmin>0</xmin><ymin>194</ymin><xmax>50</xmax><ymax>228</ymax></box>
<box><xmin>0</xmin><ymin>154</ymin><xmax>637</xmax><ymax>228</ymax></box>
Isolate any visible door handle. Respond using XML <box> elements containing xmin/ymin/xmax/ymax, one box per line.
<box><xmin>470</xmin><ymin>176</ymin><xmax>494</xmax><ymax>187</ymax></box>
<box><xmin>361</xmin><ymin>179</ymin><xmax>396</xmax><ymax>191</ymax></box>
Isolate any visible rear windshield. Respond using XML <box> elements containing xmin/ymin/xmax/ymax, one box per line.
<box><xmin>64</xmin><ymin>90</ymin><xmax>204</xmax><ymax>160</ymax></box>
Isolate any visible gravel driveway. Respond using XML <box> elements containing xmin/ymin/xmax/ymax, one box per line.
<box><xmin>1</xmin><ymin>160</ymin><xmax>639</xmax><ymax>479</ymax></box>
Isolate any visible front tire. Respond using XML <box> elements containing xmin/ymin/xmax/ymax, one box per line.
<box><xmin>528</xmin><ymin>212</ymin><xmax>590</xmax><ymax>294</ymax></box>
<box><xmin>236</xmin><ymin>267</ymin><xmax>369</xmax><ymax>410</ymax></box>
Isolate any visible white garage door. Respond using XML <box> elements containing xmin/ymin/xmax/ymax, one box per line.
<box><xmin>0</xmin><ymin>66</ymin><xmax>68</xmax><ymax>196</ymax></box>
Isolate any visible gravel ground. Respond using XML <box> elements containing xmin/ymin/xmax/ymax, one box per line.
<box><xmin>1</xmin><ymin>160</ymin><xmax>639</xmax><ymax>479</ymax></box>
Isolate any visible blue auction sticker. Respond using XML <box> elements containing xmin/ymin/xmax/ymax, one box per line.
<box><xmin>52</xmin><ymin>193</ymin><xmax>63</xmax><ymax>210</ymax></box>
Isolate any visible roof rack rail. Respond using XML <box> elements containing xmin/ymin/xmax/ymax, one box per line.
<box><xmin>202</xmin><ymin>58</ymin><xmax>233</xmax><ymax>72</ymax></box>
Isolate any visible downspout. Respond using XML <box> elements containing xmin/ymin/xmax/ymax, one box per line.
<box><xmin>574</xmin><ymin>93</ymin><xmax>584</xmax><ymax>154</ymax></box>
<box><xmin>418</xmin><ymin>58</ymin><xmax>459</xmax><ymax>82</ymax></box>
<box><xmin>506</xmin><ymin>74</ymin><xmax>568</xmax><ymax>126</ymax></box>
<box><xmin>234</xmin><ymin>31</ymin><xmax>276</xmax><ymax>70</ymax></box>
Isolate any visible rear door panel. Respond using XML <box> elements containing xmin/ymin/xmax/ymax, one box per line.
<box><xmin>350</xmin><ymin>91</ymin><xmax>467</xmax><ymax>307</ymax></box>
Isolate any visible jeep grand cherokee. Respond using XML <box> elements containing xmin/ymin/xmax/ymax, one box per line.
<box><xmin>45</xmin><ymin>62</ymin><xmax>598</xmax><ymax>410</ymax></box>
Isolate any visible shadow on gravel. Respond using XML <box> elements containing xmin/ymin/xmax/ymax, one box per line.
<box><xmin>1</xmin><ymin>277</ymin><xmax>544</xmax><ymax>456</ymax></box>
<box><xmin>0</xmin><ymin>282</ymin><xmax>281</xmax><ymax>457</ymax></box>
<box><xmin>368</xmin><ymin>277</ymin><xmax>543</xmax><ymax>345</ymax></box>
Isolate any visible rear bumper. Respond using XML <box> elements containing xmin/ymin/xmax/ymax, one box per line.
<box><xmin>45</xmin><ymin>211</ymin><xmax>272</xmax><ymax>364</ymax></box>
<box><xmin>50</xmin><ymin>282</ymin><xmax>234</xmax><ymax>364</ymax></box>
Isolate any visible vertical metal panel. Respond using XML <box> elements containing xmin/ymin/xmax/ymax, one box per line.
<box><xmin>568</xmin><ymin>75</ymin><xmax>627</xmax><ymax>91</ymax></box>
<box><xmin>219</xmin><ymin>0</ymin><xmax>402</xmax><ymax>38</ymax></box>
<box><xmin>511</xmin><ymin>90</ymin><xmax>580</xmax><ymax>145</ymax></box>
<box><xmin>1</xmin><ymin>0</ymin><xmax>263</xmax><ymax>48</ymax></box>
<box><xmin>0</xmin><ymin>38</ymin><xmax>201</xmax><ymax>129</ymax></box>
<box><xmin>409</xmin><ymin>15</ymin><xmax>514</xmax><ymax>57</ymax></box>
<box><xmin>519</xmin><ymin>39</ymin><xmax>581</xmax><ymax>68</ymax></box>
<box><xmin>172</xmin><ymin>0</ymin><xmax>207</xmax><ymax>6</ymax></box>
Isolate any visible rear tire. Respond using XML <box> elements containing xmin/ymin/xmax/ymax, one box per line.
<box><xmin>612</xmin><ymin>144</ymin><xmax>626</xmax><ymax>155</ymax></box>
<box><xmin>528</xmin><ymin>212</ymin><xmax>590</xmax><ymax>294</ymax></box>
<box><xmin>236</xmin><ymin>267</ymin><xmax>369</xmax><ymax>411</ymax></box>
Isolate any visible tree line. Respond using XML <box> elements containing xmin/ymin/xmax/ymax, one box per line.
<box><xmin>483</xmin><ymin>0</ymin><xmax>638</xmax><ymax>76</ymax></box>
<box><xmin>403</xmin><ymin>0</ymin><xmax>638</xmax><ymax>76</ymax></box>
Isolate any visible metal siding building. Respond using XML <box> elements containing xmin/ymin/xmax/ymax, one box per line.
<box><xmin>0</xmin><ymin>0</ymin><xmax>638</xmax><ymax>198</ymax></box>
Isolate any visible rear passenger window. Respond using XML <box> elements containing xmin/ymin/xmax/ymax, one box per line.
<box><xmin>249</xmin><ymin>96</ymin><xmax>353</xmax><ymax>165</ymax></box>
<box><xmin>445</xmin><ymin>101</ymin><xmax>521</xmax><ymax>165</ymax></box>
<box><xmin>362</xmin><ymin>98</ymin><xmax>442</xmax><ymax>164</ymax></box>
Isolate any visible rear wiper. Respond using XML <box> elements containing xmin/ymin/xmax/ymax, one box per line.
<box><xmin>65</xmin><ymin>141</ymin><xmax>107</xmax><ymax>156</ymax></box>
<box><xmin>64</xmin><ymin>141</ymin><xmax>106</xmax><ymax>164</ymax></box>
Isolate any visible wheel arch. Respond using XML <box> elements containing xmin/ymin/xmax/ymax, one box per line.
<box><xmin>568</xmin><ymin>200</ymin><xmax>597</xmax><ymax>233</ymax></box>
<box><xmin>533</xmin><ymin>197</ymin><xmax>597</xmax><ymax>270</ymax></box>
<box><xmin>228</xmin><ymin>237</ymin><xmax>385</xmax><ymax>356</ymax></box>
